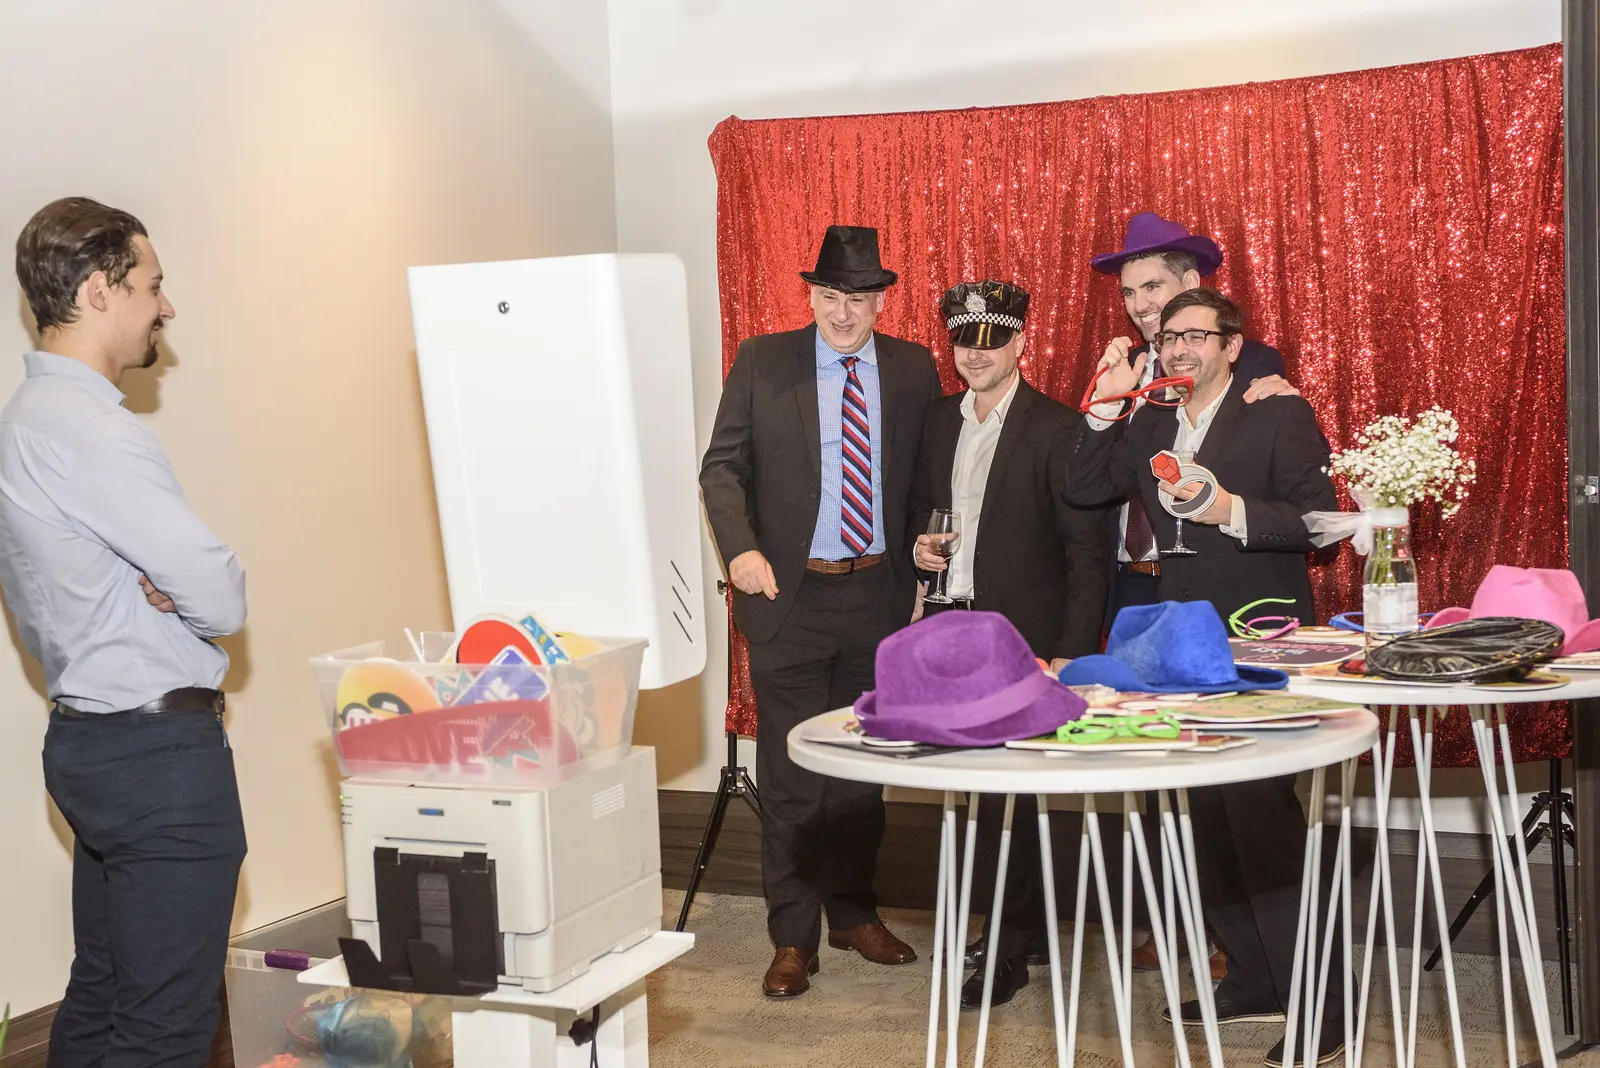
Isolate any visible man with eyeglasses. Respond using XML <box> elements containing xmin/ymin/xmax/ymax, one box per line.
<box><xmin>1089</xmin><ymin>211</ymin><xmax>1305</xmax><ymax>984</ymax></box>
<box><xmin>1090</xmin><ymin>212</ymin><xmax>1301</xmax><ymax>617</ymax></box>
<box><xmin>1064</xmin><ymin>287</ymin><xmax>1342</xmax><ymax>1068</ymax></box>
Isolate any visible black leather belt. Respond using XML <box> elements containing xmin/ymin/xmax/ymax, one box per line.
<box><xmin>55</xmin><ymin>687</ymin><xmax>225</xmax><ymax>720</ymax></box>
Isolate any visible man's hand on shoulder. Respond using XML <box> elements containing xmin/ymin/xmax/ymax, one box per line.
<box><xmin>139</xmin><ymin>574</ymin><xmax>176</xmax><ymax>613</ymax></box>
<box><xmin>729</xmin><ymin>550</ymin><xmax>780</xmax><ymax>600</ymax></box>
<box><xmin>1242</xmin><ymin>375</ymin><xmax>1301</xmax><ymax>404</ymax></box>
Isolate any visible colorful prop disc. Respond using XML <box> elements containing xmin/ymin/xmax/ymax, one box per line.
<box><xmin>336</xmin><ymin>660</ymin><xmax>441</xmax><ymax>729</ymax></box>
<box><xmin>1151</xmin><ymin>450</ymin><xmax>1219</xmax><ymax>519</ymax></box>
<box><xmin>451</xmin><ymin>616</ymin><xmax>541</xmax><ymax>666</ymax></box>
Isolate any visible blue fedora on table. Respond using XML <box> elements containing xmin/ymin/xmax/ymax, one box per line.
<box><xmin>1058</xmin><ymin>601</ymin><xmax>1289</xmax><ymax>694</ymax></box>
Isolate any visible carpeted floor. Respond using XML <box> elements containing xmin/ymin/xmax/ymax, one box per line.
<box><xmin>652</xmin><ymin>889</ymin><xmax>1596</xmax><ymax>1068</ymax></box>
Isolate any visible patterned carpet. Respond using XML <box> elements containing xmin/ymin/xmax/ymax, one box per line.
<box><xmin>653</xmin><ymin>890</ymin><xmax>1592</xmax><ymax>1068</ymax></box>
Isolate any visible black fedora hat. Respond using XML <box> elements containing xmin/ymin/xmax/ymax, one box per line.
<box><xmin>799</xmin><ymin>225</ymin><xmax>898</xmax><ymax>293</ymax></box>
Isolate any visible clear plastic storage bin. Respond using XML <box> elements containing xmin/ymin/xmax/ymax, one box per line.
<box><xmin>225</xmin><ymin>901</ymin><xmax>454</xmax><ymax>1068</ymax></box>
<box><xmin>310</xmin><ymin>634</ymin><xmax>646</xmax><ymax>785</ymax></box>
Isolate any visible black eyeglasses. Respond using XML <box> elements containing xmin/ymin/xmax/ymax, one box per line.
<box><xmin>1154</xmin><ymin>328</ymin><xmax>1231</xmax><ymax>351</ymax></box>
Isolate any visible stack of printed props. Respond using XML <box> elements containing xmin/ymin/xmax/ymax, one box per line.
<box><xmin>330</xmin><ymin>611</ymin><xmax>620</xmax><ymax>779</ymax></box>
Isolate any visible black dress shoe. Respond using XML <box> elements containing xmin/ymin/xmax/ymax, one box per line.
<box><xmin>1161</xmin><ymin>988</ymin><xmax>1286</xmax><ymax>1026</ymax></box>
<box><xmin>1264</xmin><ymin>1031</ymin><xmax>1344</xmax><ymax>1067</ymax></box>
<box><xmin>960</xmin><ymin>958</ymin><xmax>1030</xmax><ymax>1009</ymax></box>
<box><xmin>963</xmin><ymin>935</ymin><xmax>1050</xmax><ymax>969</ymax></box>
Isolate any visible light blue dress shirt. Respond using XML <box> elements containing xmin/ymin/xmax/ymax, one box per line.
<box><xmin>0</xmin><ymin>351</ymin><xmax>247</xmax><ymax>712</ymax></box>
<box><xmin>809</xmin><ymin>332</ymin><xmax>886</xmax><ymax>559</ymax></box>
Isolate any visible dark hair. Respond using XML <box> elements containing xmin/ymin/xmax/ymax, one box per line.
<box><xmin>1124</xmin><ymin>249</ymin><xmax>1199</xmax><ymax>281</ymax></box>
<box><xmin>1159</xmin><ymin>286</ymin><xmax>1242</xmax><ymax>336</ymax></box>
<box><xmin>16</xmin><ymin>197</ymin><xmax>148</xmax><ymax>333</ymax></box>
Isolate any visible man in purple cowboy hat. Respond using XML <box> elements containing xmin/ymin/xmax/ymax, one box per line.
<box><xmin>1090</xmin><ymin>210</ymin><xmax>1301</xmax><ymax>618</ymax></box>
<box><xmin>701</xmin><ymin>225</ymin><xmax>940</xmax><ymax>998</ymax></box>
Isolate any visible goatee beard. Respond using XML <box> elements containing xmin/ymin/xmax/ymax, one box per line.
<box><xmin>140</xmin><ymin>345</ymin><xmax>158</xmax><ymax>369</ymax></box>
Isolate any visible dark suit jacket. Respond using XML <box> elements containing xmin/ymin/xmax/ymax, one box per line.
<box><xmin>700</xmin><ymin>324</ymin><xmax>942</xmax><ymax>644</ymax></box>
<box><xmin>1065</xmin><ymin>373</ymin><xmax>1336</xmax><ymax>623</ymax></box>
<box><xmin>910</xmin><ymin>378</ymin><xmax>1110</xmax><ymax>660</ymax></box>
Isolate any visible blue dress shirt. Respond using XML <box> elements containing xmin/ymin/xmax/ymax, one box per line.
<box><xmin>0</xmin><ymin>352</ymin><xmax>247</xmax><ymax>712</ymax></box>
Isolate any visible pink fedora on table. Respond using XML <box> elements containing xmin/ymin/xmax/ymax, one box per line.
<box><xmin>1425</xmin><ymin>566</ymin><xmax>1600</xmax><ymax>655</ymax></box>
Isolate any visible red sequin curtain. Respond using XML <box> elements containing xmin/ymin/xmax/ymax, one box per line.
<box><xmin>711</xmin><ymin>45</ymin><xmax>1569</xmax><ymax>766</ymax></box>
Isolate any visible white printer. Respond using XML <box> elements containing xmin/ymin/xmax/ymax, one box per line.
<box><xmin>339</xmin><ymin>747</ymin><xmax>662</xmax><ymax>994</ymax></box>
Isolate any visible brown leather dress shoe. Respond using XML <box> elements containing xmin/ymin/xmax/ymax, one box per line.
<box><xmin>827</xmin><ymin>920</ymin><xmax>918</xmax><ymax>965</ymax></box>
<box><xmin>1130</xmin><ymin>932</ymin><xmax>1227</xmax><ymax>981</ymax></box>
<box><xmin>763</xmin><ymin>947</ymin><xmax>819</xmax><ymax>997</ymax></box>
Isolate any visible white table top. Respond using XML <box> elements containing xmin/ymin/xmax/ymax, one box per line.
<box><xmin>297</xmin><ymin>930</ymin><xmax>694</xmax><ymax>1012</ymax></box>
<box><xmin>789</xmin><ymin>708</ymin><xmax>1377</xmax><ymax>794</ymax></box>
<box><xmin>1287</xmin><ymin>672</ymin><xmax>1600</xmax><ymax>707</ymax></box>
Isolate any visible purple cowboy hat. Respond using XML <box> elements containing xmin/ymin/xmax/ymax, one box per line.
<box><xmin>1090</xmin><ymin>211</ymin><xmax>1224</xmax><ymax>277</ymax></box>
<box><xmin>855</xmin><ymin>611</ymin><xmax>1086</xmax><ymax>747</ymax></box>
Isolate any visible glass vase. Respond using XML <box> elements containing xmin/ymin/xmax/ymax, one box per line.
<box><xmin>1362</xmin><ymin>507</ymin><xmax>1419</xmax><ymax>651</ymax></box>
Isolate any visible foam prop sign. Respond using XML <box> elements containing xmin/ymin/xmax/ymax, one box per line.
<box><xmin>336</xmin><ymin>661</ymin><xmax>441</xmax><ymax>729</ymax></box>
<box><xmin>516</xmin><ymin>613</ymin><xmax>571</xmax><ymax>665</ymax></box>
<box><xmin>1150</xmin><ymin>450</ymin><xmax>1219</xmax><ymax>519</ymax></box>
<box><xmin>449</xmin><ymin>615</ymin><xmax>541</xmax><ymax>666</ymax></box>
<box><xmin>335</xmin><ymin>699</ymin><xmax>579</xmax><ymax>778</ymax></box>
<box><xmin>450</xmin><ymin>645</ymin><xmax>550</xmax><ymax>706</ymax></box>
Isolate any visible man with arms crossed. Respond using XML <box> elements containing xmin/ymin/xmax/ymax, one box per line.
<box><xmin>6</xmin><ymin>197</ymin><xmax>248</xmax><ymax>1068</ymax></box>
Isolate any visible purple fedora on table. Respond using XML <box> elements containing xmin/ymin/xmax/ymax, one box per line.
<box><xmin>1090</xmin><ymin>211</ymin><xmax>1225</xmax><ymax>277</ymax></box>
<box><xmin>854</xmin><ymin>611</ymin><xmax>1086</xmax><ymax>747</ymax></box>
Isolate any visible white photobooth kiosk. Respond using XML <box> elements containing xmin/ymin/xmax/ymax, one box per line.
<box><xmin>301</xmin><ymin>254</ymin><xmax>706</xmax><ymax>1067</ymax></box>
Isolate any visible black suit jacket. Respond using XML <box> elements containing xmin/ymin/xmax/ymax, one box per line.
<box><xmin>700</xmin><ymin>324</ymin><xmax>942</xmax><ymax>644</ymax></box>
<box><xmin>1065</xmin><ymin>373</ymin><xmax>1336</xmax><ymax>623</ymax></box>
<box><xmin>910</xmin><ymin>379</ymin><xmax>1110</xmax><ymax>660</ymax></box>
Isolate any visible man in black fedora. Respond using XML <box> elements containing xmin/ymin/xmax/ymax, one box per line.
<box><xmin>701</xmin><ymin>225</ymin><xmax>941</xmax><ymax>997</ymax></box>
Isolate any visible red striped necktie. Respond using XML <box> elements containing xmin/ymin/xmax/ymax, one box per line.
<box><xmin>839</xmin><ymin>356</ymin><xmax>873</xmax><ymax>555</ymax></box>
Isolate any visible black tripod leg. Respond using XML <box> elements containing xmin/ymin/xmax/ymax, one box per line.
<box><xmin>676</xmin><ymin>768</ymin><xmax>736</xmax><ymax>932</ymax></box>
<box><xmin>738</xmin><ymin>770</ymin><xmax>762</xmax><ymax>818</ymax></box>
<box><xmin>1425</xmin><ymin>804</ymin><xmax>1547</xmax><ymax>971</ymax></box>
<box><xmin>1552</xmin><ymin>758</ymin><xmax>1574</xmax><ymax>1034</ymax></box>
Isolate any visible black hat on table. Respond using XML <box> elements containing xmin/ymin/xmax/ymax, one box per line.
<box><xmin>799</xmin><ymin>225</ymin><xmax>898</xmax><ymax>293</ymax></box>
<box><xmin>941</xmin><ymin>281</ymin><xmax>1030</xmax><ymax>350</ymax></box>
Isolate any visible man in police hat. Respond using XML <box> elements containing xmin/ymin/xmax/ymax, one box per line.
<box><xmin>910</xmin><ymin>280</ymin><xmax>1110</xmax><ymax>1006</ymax></box>
<box><xmin>701</xmin><ymin>225</ymin><xmax>941</xmax><ymax>997</ymax></box>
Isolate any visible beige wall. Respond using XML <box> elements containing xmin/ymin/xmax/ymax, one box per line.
<box><xmin>0</xmin><ymin>0</ymin><xmax>616</xmax><ymax>1014</ymax></box>
<box><xmin>607</xmin><ymin>0</ymin><xmax>1564</xmax><ymax>832</ymax></box>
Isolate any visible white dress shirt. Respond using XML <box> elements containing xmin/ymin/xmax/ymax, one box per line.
<box><xmin>947</xmin><ymin>372</ymin><xmax>1021</xmax><ymax>600</ymax></box>
<box><xmin>1087</xmin><ymin>375</ymin><xmax>1248</xmax><ymax>544</ymax></box>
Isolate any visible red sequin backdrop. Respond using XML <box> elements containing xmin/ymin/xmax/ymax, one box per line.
<box><xmin>710</xmin><ymin>45</ymin><xmax>1569</xmax><ymax>766</ymax></box>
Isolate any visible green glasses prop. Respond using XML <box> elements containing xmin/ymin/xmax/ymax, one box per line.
<box><xmin>1057</xmin><ymin>712</ymin><xmax>1184</xmax><ymax>745</ymax></box>
<box><xmin>1228</xmin><ymin>597</ymin><xmax>1301</xmax><ymax>640</ymax></box>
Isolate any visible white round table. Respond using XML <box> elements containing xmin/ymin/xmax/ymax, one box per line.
<box><xmin>1281</xmin><ymin>674</ymin><xmax>1600</xmax><ymax>1068</ymax></box>
<box><xmin>791</xmin><ymin>708</ymin><xmax>1379</xmax><ymax>1068</ymax></box>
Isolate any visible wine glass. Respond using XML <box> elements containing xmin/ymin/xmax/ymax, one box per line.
<box><xmin>1163</xmin><ymin>450</ymin><xmax>1199</xmax><ymax>556</ymax></box>
<box><xmin>923</xmin><ymin>509</ymin><xmax>963</xmax><ymax>603</ymax></box>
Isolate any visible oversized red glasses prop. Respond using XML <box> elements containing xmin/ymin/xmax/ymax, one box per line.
<box><xmin>1078</xmin><ymin>364</ymin><xmax>1195</xmax><ymax>421</ymax></box>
